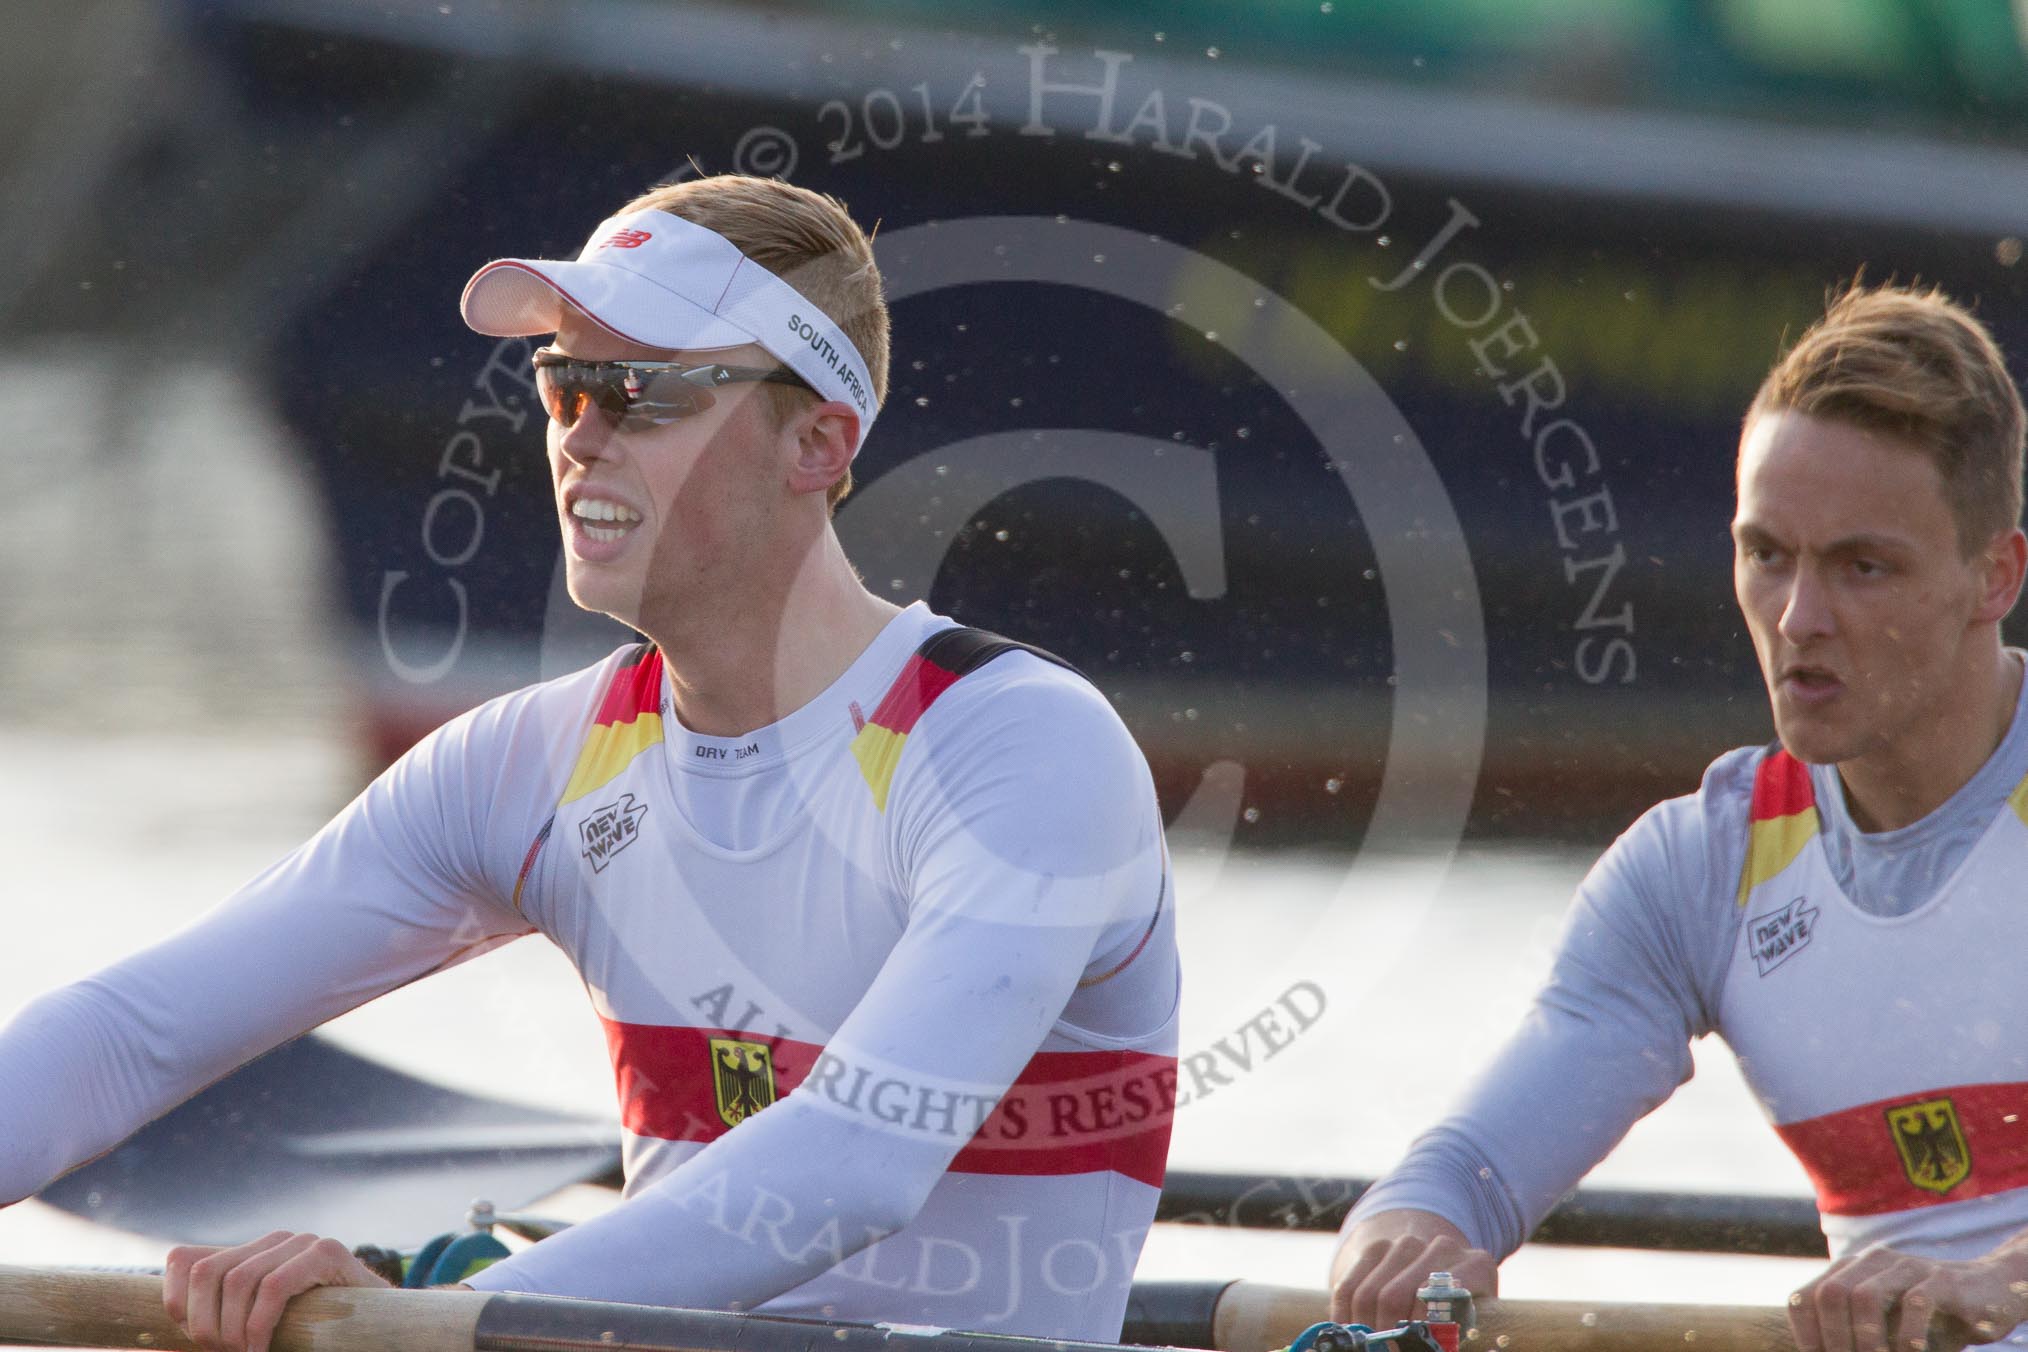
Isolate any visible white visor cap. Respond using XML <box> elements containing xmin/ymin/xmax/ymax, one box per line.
<box><xmin>460</xmin><ymin>208</ymin><xmax>878</xmax><ymax>453</ymax></box>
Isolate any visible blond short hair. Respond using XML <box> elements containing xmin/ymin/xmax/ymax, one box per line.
<box><xmin>1749</xmin><ymin>282</ymin><xmax>2025</xmax><ymax>553</ymax></box>
<box><xmin>620</xmin><ymin>175</ymin><xmax>889</xmax><ymax>510</ymax></box>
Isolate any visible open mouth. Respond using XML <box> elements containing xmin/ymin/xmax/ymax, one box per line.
<box><xmin>570</xmin><ymin>497</ymin><xmax>643</xmax><ymax>543</ymax></box>
<box><xmin>1780</xmin><ymin>664</ymin><xmax>1843</xmax><ymax>700</ymax></box>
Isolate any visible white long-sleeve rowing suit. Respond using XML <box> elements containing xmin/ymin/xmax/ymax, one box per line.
<box><xmin>0</xmin><ymin>603</ymin><xmax>1180</xmax><ymax>1340</ymax></box>
<box><xmin>1352</xmin><ymin>670</ymin><xmax>2028</xmax><ymax>1343</ymax></box>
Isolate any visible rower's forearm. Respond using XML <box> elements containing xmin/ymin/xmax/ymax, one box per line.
<box><xmin>466</xmin><ymin>1098</ymin><xmax>937</xmax><ymax>1307</ymax></box>
<box><xmin>0</xmin><ymin>983</ymin><xmax>168</xmax><ymax>1202</ymax></box>
<box><xmin>1343</xmin><ymin>1129</ymin><xmax>1529</xmax><ymax>1258</ymax></box>
<box><xmin>0</xmin><ymin>925</ymin><xmax>330</xmax><ymax>1203</ymax></box>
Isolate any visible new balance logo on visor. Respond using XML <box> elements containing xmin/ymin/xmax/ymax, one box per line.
<box><xmin>601</xmin><ymin>229</ymin><xmax>654</xmax><ymax>249</ymax></box>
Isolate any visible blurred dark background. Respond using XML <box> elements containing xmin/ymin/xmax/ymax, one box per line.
<box><xmin>10</xmin><ymin>0</ymin><xmax>2028</xmax><ymax>851</ymax></box>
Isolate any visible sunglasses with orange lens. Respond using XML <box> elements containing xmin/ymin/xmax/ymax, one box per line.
<box><xmin>532</xmin><ymin>348</ymin><xmax>813</xmax><ymax>430</ymax></box>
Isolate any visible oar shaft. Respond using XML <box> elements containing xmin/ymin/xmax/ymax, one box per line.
<box><xmin>470</xmin><ymin>1291</ymin><xmax>1148</xmax><ymax>1352</ymax></box>
<box><xmin>1155</xmin><ymin>1172</ymin><xmax>1827</xmax><ymax>1258</ymax></box>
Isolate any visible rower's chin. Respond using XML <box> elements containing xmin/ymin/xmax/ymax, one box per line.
<box><xmin>1770</xmin><ymin>701</ymin><xmax>1859</xmax><ymax>766</ymax></box>
<box><xmin>563</xmin><ymin>548</ymin><xmax>649</xmax><ymax>625</ymax></box>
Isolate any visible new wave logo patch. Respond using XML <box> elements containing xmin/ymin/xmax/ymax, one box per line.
<box><xmin>579</xmin><ymin>792</ymin><xmax>647</xmax><ymax>872</ymax></box>
<box><xmin>1748</xmin><ymin>896</ymin><xmax>1819</xmax><ymax>976</ymax></box>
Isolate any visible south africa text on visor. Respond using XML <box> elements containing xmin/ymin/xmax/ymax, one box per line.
<box><xmin>459</xmin><ymin>208</ymin><xmax>879</xmax><ymax>455</ymax></box>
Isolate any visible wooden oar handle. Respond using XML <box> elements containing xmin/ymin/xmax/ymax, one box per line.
<box><xmin>0</xmin><ymin>1265</ymin><xmax>486</xmax><ymax>1352</ymax></box>
<box><xmin>1211</xmin><ymin>1282</ymin><xmax>1797</xmax><ymax>1352</ymax></box>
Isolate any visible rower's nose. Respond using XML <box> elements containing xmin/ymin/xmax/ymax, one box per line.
<box><xmin>554</xmin><ymin>399</ymin><xmax>622</xmax><ymax>467</ymax></box>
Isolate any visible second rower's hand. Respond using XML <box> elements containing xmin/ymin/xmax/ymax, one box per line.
<box><xmin>1330</xmin><ymin>1209</ymin><xmax>1497</xmax><ymax>1330</ymax></box>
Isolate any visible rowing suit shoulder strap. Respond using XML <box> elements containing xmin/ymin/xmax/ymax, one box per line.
<box><xmin>849</xmin><ymin>625</ymin><xmax>1083</xmax><ymax>813</ymax></box>
<box><xmin>850</xmin><ymin>627</ymin><xmax>1162</xmax><ymax>992</ymax></box>
<box><xmin>918</xmin><ymin>624</ymin><xmax>1083</xmax><ymax>681</ymax></box>
<box><xmin>1736</xmin><ymin>746</ymin><xmax>1820</xmax><ymax>905</ymax></box>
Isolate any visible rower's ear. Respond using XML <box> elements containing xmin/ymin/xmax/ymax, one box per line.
<box><xmin>1973</xmin><ymin>527</ymin><xmax>2027</xmax><ymax>624</ymax></box>
<box><xmin>783</xmin><ymin>399</ymin><xmax>859</xmax><ymax>500</ymax></box>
